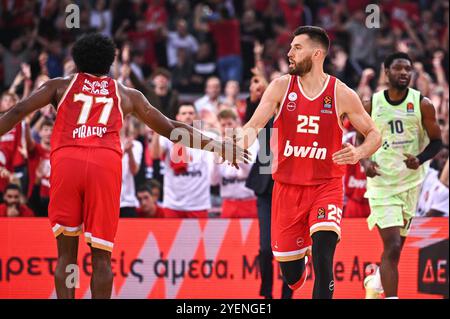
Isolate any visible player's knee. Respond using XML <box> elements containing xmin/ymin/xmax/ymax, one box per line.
<box><xmin>279</xmin><ymin>259</ymin><xmax>305</xmax><ymax>287</ymax></box>
<box><xmin>91</xmin><ymin>249</ymin><xmax>112</xmax><ymax>277</ymax></box>
<box><xmin>385</xmin><ymin>242</ymin><xmax>402</xmax><ymax>263</ymax></box>
<box><xmin>54</xmin><ymin>259</ymin><xmax>74</xmax><ymax>283</ymax></box>
<box><xmin>314</xmin><ymin>250</ymin><xmax>333</xmax><ymax>265</ymax></box>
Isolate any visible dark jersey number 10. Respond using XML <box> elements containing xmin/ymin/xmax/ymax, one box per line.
<box><xmin>388</xmin><ymin>120</ymin><xmax>404</xmax><ymax>134</ymax></box>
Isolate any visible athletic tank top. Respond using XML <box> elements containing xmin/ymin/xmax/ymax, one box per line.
<box><xmin>271</xmin><ymin>74</ymin><xmax>345</xmax><ymax>185</ymax></box>
<box><xmin>365</xmin><ymin>88</ymin><xmax>429</xmax><ymax>198</ymax></box>
<box><xmin>51</xmin><ymin>73</ymin><xmax>123</xmax><ymax>155</ymax></box>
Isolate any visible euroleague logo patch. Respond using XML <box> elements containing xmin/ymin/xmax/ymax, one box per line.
<box><xmin>323</xmin><ymin>95</ymin><xmax>332</xmax><ymax>108</ymax></box>
<box><xmin>317</xmin><ymin>207</ymin><xmax>326</xmax><ymax>219</ymax></box>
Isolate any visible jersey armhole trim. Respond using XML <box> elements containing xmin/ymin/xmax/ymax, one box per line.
<box><xmin>273</xmin><ymin>75</ymin><xmax>292</xmax><ymax>123</ymax></box>
<box><xmin>56</xmin><ymin>73</ymin><xmax>79</xmax><ymax>111</ymax></box>
<box><xmin>334</xmin><ymin>78</ymin><xmax>345</xmax><ymax>132</ymax></box>
<box><xmin>113</xmin><ymin>79</ymin><xmax>124</xmax><ymax>124</ymax></box>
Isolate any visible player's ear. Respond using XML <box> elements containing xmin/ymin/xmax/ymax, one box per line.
<box><xmin>313</xmin><ymin>49</ymin><xmax>322</xmax><ymax>59</ymax></box>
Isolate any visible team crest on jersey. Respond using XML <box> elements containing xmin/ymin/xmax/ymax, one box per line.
<box><xmin>287</xmin><ymin>101</ymin><xmax>296</xmax><ymax>111</ymax></box>
<box><xmin>82</xmin><ymin>79</ymin><xmax>109</xmax><ymax>95</ymax></box>
<box><xmin>288</xmin><ymin>92</ymin><xmax>298</xmax><ymax>101</ymax></box>
<box><xmin>317</xmin><ymin>207</ymin><xmax>326</xmax><ymax>219</ymax></box>
<box><xmin>407</xmin><ymin>102</ymin><xmax>414</xmax><ymax>113</ymax></box>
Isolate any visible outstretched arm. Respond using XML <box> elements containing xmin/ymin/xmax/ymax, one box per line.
<box><xmin>0</xmin><ymin>79</ymin><xmax>57</xmax><ymax>136</ymax></box>
<box><xmin>239</xmin><ymin>76</ymin><xmax>287</xmax><ymax>149</ymax></box>
<box><xmin>333</xmin><ymin>81</ymin><xmax>382</xmax><ymax>165</ymax></box>
<box><xmin>127</xmin><ymin>88</ymin><xmax>250</xmax><ymax>167</ymax></box>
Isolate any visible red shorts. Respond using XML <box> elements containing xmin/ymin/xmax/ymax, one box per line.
<box><xmin>343</xmin><ymin>197</ymin><xmax>371</xmax><ymax>218</ymax></box>
<box><xmin>271</xmin><ymin>178</ymin><xmax>343</xmax><ymax>262</ymax></box>
<box><xmin>162</xmin><ymin>207</ymin><xmax>209</xmax><ymax>218</ymax></box>
<box><xmin>48</xmin><ymin>147</ymin><xmax>122</xmax><ymax>252</ymax></box>
<box><xmin>221</xmin><ymin>198</ymin><xmax>257</xmax><ymax>218</ymax></box>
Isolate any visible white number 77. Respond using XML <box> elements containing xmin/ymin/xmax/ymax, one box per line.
<box><xmin>74</xmin><ymin>93</ymin><xmax>113</xmax><ymax>125</ymax></box>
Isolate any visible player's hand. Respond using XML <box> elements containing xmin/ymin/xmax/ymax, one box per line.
<box><xmin>217</xmin><ymin>137</ymin><xmax>252</xmax><ymax>170</ymax></box>
<box><xmin>361</xmin><ymin>159</ymin><xmax>381</xmax><ymax>178</ymax></box>
<box><xmin>403</xmin><ymin>153</ymin><xmax>420</xmax><ymax>170</ymax></box>
<box><xmin>332</xmin><ymin>143</ymin><xmax>361</xmax><ymax>165</ymax></box>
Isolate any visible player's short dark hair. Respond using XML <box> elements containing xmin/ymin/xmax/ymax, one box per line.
<box><xmin>137</xmin><ymin>184</ymin><xmax>152</xmax><ymax>195</ymax></box>
<box><xmin>293</xmin><ymin>26</ymin><xmax>330</xmax><ymax>52</ymax></box>
<box><xmin>384</xmin><ymin>52</ymin><xmax>413</xmax><ymax>69</ymax></box>
<box><xmin>5</xmin><ymin>183</ymin><xmax>21</xmax><ymax>193</ymax></box>
<box><xmin>72</xmin><ymin>33</ymin><xmax>116</xmax><ymax>75</ymax></box>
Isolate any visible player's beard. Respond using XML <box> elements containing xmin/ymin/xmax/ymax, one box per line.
<box><xmin>389</xmin><ymin>74</ymin><xmax>410</xmax><ymax>91</ymax></box>
<box><xmin>288</xmin><ymin>55</ymin><xmax>313</xmax><ymax>76</ymax></box>
<box><xmin>392</xmin><ymin>80</ymin><xmax>410</xmax><ymax>91</ymax></box>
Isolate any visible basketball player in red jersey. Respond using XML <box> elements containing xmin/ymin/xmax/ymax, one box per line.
<box><xmin>238</xmin><ymin>26</ymin><xmax>382</xmax><ymax>298</ymax></box>
<box><xmin>0</xmin><ymin>34</ymin><xmax>249</xmax><ymax>299</ymax></box>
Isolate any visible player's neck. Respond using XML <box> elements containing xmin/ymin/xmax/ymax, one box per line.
<box><xmin>386</xmin><ymin>87</ymin><xmax>409</xmax><ymax>103</ymax></box>
<box><xmin>298</xmin><ymin>69</ymin><xmax>328</xmax><ymax>96</ymax></box>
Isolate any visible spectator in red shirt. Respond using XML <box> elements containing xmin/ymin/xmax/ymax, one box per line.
<box><xmin>25</xmin><ymin>118</ymin><xmax>52</xmax><ymax>198</ymax></box>
<box><xmin>145</xmin><ymin>0</ymin><xmax>168</xmax><ymax>30</ymax></box>
<box><xmin>383</xmin><ymin>0</ymin><xmax>420</xmax><ymax>31</ymax></box>
<box><xmin>136</xmin><ymin>184</ymin><xmax>164</xmax><ymax>218</ymax></box>
<box><xmin>0</xmin><ymin>92</ymin><xmax>21</xmax><ymax>194</ymax></box>
<box><xmin>25</xmin><ymin>118</ymin><xmax>52</xmax><ymax>216</ymax></box>
<box><xmin>0</xmin><ymin>184</ymin><xmax>34</xmax><ymax>217</ymax></box>
<box><xmin>278</xmin><ymin>0</ymin><xmax>312</xmax><ymax>31</ymax></box>
<box><xmin>207</xmin><ymin>7</ymin><xmax>243</xmax><ymax>84</ymax></box>
<box><xmin>342</xmin><ymin>128</ymin><xmax>370</xmax><ymax>218</ymax></box>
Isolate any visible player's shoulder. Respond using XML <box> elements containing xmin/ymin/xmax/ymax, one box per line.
<box><xmin>270</xmin><ymin>74</ymin><xmax>290</xmax><ymax>88</ymax></box>
<box><xmin>267</xmin><ymin>74</ymin><xmax>291</xmax><ymax>99</ymax></box>
<box><xmin>335</xmin><ymin>78</ymin><xmax>360</xmax><ymax>103</ymax></box>
<box><xmin>39</xmin><ymin>75</ymin><xmax>73</xmax><ymax>90</ymax></box>
<box><xmin>335</xmin><ymin>78</ymin><xmax>356</xmax><ymax>95</ymax></box>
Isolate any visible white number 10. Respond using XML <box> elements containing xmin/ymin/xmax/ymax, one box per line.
<box><xmin>74</xmin><ymin>93</ymin><xmax>113</xmax><ymax>125</ymax></box>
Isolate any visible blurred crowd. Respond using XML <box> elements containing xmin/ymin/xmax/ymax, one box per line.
<box><xmin>0</xmin><ymin>0</ymin><xmax>448</xmax><ymax>218</ymax></box>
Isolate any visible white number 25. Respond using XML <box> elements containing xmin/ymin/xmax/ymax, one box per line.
<box><xmin>297</xmin><ymin>115</ymin><xmax>320</xmax><ymax>134</ymax></box>
<box><xmin>327</xmin><ymin>204</ymin><xmax>342</xmax><ymax>223</ymax></box>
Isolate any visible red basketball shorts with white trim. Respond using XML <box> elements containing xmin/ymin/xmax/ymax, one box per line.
<box><xmin>271</xmin><ymin>178</ymin><xmax>343</xmax><ymax>262</ymax></box>
<box><xmin>48</xmin><ymin>146</ymin><xmax>122</xmax><ymax>252</ymax></box>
